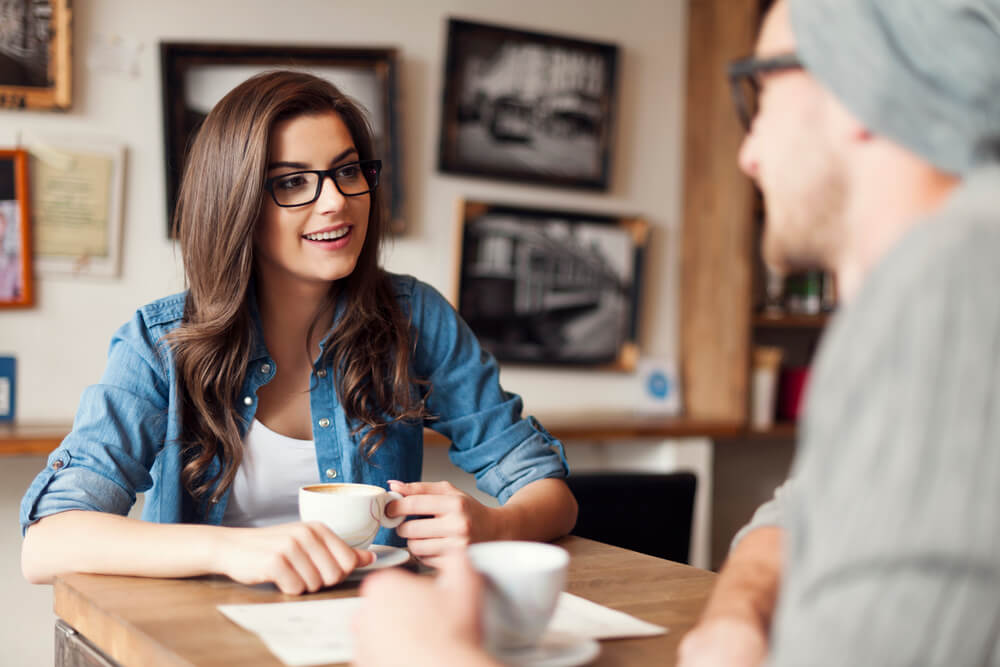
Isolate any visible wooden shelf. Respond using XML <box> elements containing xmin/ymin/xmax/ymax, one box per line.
<box><xmin>0</xmin><ymin>422</ymin><xmax>70</xmax><ymax>456</ymax></box>
<box><xmin>1</xmin><ymin>415</ymin><xmax>748</xmax><ymax>456</ymax></box>
<box><xmin>741</xmin><ymin>421</ymin><xmax>798</xmax><ymax>440</ymax></box>
<box><xmin>753</xmin><ymin>313</ymin><xmax>830</xmax><ymax>329</ymax></box>
<box><xmin>426</xmin><ymin>414</ymin><xmax>745</xmax><ymax>445</ymax></box>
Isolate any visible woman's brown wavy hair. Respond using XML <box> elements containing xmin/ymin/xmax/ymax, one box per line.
<box><xmin>166</xmin><ymin>70</ymin><xmax>428</xmax><ymax>504</ymax></box>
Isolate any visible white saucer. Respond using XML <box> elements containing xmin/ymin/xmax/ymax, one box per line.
<box><xmin>346</xmin><ymin>545</ymin><xmax>411</xmax><ymax>580</ymax></box>
<box><xmin>492</xmin><ymin>632</ymin><xmax>600</xmax><ymax>667</ymax></box>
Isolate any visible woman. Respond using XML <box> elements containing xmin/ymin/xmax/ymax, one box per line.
<box><xmin>19</xmin><ymin>71</ymin><xmax>577</xmax><ymax>595</ymax></box>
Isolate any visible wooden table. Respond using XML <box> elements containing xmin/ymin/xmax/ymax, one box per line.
<box><xmin>53</xmin><ymin>536</ymin><xmax>716</xmax><ymax>666</ymax></box>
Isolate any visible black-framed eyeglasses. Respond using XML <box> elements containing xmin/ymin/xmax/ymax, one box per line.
<box><xmin>727</xmin><ymin>53</ymin><xmax>803</xmax><ymax>130</ymax></box>
<box><xmin>264</xmin><ymin>159</ymin><xmax>382</xmax><ymax>207</ymax></box>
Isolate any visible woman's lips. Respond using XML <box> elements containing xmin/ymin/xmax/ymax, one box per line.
<box><xmin>302</xmin><ymin>225</ymin><xmax>353</xmax><ymax>249</ymax></box>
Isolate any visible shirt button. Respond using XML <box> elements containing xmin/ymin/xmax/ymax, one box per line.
<box><xmin>243</xmin><ymin>396</ymin><xmax>253</xmax><ymax>406</ymax></box>
<box><xmin>316</xmin><ymin>369</ymin><xmax>327</xmax><ymax>378</ymax></box>
<box><xmin>260</xmin><ymin>363</ymin><xmax>271</xmax><ymax>374</ymax></box>
<box><xmin>51</xmin><ymin>459</ymin><xmax>64</xmax><ymax>470</ymax></box>
<box><xmin>326</xmin><ymin>468</ymin><xmax>338</xmax><ymax>479</ymax></box>
<box><xmin>318</xmin><ymin>418</ymin><xmax>331</xmax><ymax>428</ymax></box>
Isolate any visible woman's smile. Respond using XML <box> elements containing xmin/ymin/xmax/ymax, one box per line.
<box><xmin>302</xmin><ymin>224</ymin><xmax>354</xmax><ymax>248</ymax></box>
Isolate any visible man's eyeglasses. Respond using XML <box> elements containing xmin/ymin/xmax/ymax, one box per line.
<box><xmin>727</xmin><ymin>53</ymin><xmax>803</xmax><ymax>130</ymax></box>
<box><xmin>264</xmin><ymin>159</ymin><xmax>382</xmax><ymax>207</ymax></box>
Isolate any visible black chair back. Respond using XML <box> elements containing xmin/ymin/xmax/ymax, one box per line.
<box><xmin>566</xmin><ymin>471</ymin><xmax>697</xmax><ymax>564</ymax></box>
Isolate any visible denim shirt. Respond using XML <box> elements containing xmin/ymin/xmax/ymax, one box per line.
<box><xmin>20</xmin><ymin>274</ymin><xmax>569</xmax><ymax>546</ymax></box>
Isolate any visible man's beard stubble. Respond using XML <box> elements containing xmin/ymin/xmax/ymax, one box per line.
<box><xmin>759</xmin><ymin>153</ymin><xmax>847</xmax><ymax>277</ymax></box>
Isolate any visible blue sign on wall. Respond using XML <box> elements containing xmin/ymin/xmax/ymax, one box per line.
<box><xmin>0</xmin><ymin>356</ymin><xmax>15</xmax><ymax>422</ymax></box>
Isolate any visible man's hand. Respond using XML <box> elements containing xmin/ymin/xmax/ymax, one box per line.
<box><xmin>387</xmin><ymin>480</ymin><xmax>501</xmax><ymax>567</ymax></box>
<box><xmin>353</xmin><ymin>550</ymin><xmax>500</xmax><ymax>667</ymax></box>
<box><xmin>677</xmin><ymin>617</ymin><xmax>769</xmax><ymax>667</ymax></box>
<box><xmin>677</xmin><ymin>526</ymin><xmax>783</xmax><ymax>667</ymax></box>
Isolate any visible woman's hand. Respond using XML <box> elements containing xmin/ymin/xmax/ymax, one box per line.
<box><xmin>213</xmin><ymin>522</ymin><xmax>374</xmax><ymax>595</ymax></box>
<box><xmin>387</xmin><ymin>480</ymin><xmax>502</xmax><ymax>567</ymax></box>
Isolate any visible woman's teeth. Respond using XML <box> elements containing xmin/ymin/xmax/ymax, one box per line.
<box><xmin>303</xmin><ymin>228</ymin><xmax>350</xmax><ymax>241</ymax></box>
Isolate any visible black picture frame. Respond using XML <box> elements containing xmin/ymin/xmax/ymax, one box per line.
<box><xmin>438</xmin><ymin>19</ymin><xmax>619</xmax><ymax>190</ymax></box>
<box><xmin>454</xmin><ymin>200</ymin><xmax>647</xmax><ymax>370</ymax></box>
<box><xmin>159</xmin><ymin>42</ymin><xmax>404</xmax><ymax>236</ymax></box>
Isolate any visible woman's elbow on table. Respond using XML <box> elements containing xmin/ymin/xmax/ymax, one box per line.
<box><xmin>21</xmin><ymin>518</ymin><xmax>60</xmax><ymax>585</ymax></box>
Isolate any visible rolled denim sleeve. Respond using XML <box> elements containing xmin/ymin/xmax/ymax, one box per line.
<box><xmin>408</xmin><ymin>279</ymin><xmax>569</xmax><ymax>504</ymax></box>
<box><xmin>19</xmin><ymin>312</ymin><xmax>170</xmax><ymax>535</ymax></box>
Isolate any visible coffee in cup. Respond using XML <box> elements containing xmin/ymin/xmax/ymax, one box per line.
<box><xmin>467</xmin><ymin>541</ymin><xmax>569</xmax><ymax>652</ymax></box>
<box><xmin>298</xmin><ymin>483</ymin><xmax>404</xmax><ymax>549</ymax></box>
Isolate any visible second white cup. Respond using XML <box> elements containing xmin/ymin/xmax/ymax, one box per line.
<box><xmin>467</xmin><ymin>541</ymin><xmax>569</xmax><ymax>653</ymax></box>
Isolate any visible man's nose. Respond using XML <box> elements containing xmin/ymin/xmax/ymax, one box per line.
<box><xmin>737</xmin><ymin>131</ymin><xmax>760</xmax><ymax>180</ymax></box>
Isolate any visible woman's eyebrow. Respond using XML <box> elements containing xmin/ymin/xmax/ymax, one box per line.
<box><xmin>267</xmin><ymin>148</ymin><xmax>358</xmax><ymax>172</ymax></box>
<box><xmin>267</xmin><ymin>160</ymin><xmax>309</xmax><ymax>171</ymax></box>
<box><xmin>328</xmin><ymin>148</ymin><xmax>358</xmax><ymax>166</ymax></box>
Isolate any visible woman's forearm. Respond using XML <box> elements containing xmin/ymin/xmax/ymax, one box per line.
<box><xmin>495</xmin><ymin>478</ymin><xmax>578</xmax><ymax>542</ymax></box>
<box><xmin>21</xmin><ymin>510</ymin><xmax>224</xmax><ymax>584</ymax></box>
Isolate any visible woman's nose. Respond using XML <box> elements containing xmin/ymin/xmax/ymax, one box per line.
<box><xmin>316</xmin><ymin>173</ymin><xmax>347</xmax><ymax>212</ymax></box>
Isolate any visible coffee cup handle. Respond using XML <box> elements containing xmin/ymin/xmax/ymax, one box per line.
<box><xmin>379</xmin><ymin>491</ymin><xmax>405</xmax><ymax>529</ymax></box>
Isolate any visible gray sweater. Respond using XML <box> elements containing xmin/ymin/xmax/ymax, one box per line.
<box><xmin>740</xmin><ymin>164</ymin><xmax>1000</xmax><ymax>666</ymax></box>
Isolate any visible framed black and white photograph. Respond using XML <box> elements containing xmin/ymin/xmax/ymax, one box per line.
<box><xmin>438</xmin><ymin>19</ymin><xmax>618</xmax><ymax>190</ymax></box>
<box><xmin>0</xmin><ymin>149</ymin><xmax>34</xmax><ymax>308</ymax></box>
<box><xmin>160</xmin><ymin>43</ymin><xmax>404</xmax><ymax>236</ymax></box>
<box><xmin>455</xmin><ymin>200</ymin><xmax>647</xmax><ymax>370</ymax></box>
<box><xmin>0</xmin><ymin>0</ymin><xmax>71</xmax><ymax>110</ymax></box>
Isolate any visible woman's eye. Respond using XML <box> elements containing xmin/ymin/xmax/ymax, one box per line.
<box><xmin>336</xmin><ymin>165</ymin><xmax>360</xmax><ymax>179</ymax></box>
<box><xmin>276</xmin><ymin>175</ymin><xmax>308</xmax><ymax>190</ymax></box>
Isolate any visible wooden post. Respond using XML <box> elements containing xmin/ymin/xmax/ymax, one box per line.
<box><xmin>680</xmin><ymin>0</ymin><xmax>762</xmax><ymax>423</ymax></box>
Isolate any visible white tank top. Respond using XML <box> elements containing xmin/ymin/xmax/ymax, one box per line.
<box><xmin>221</xmin><ymin>419</ymin><xmax>319</xmax><ymax>528</ymax></box>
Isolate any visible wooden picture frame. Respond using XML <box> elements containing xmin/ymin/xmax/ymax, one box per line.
<box><xmin>160</xmin><ymin>42</ymin><xmax>404</xmax><ymax>236</ymax></box>
<box><xmin>438</xmin><ymin>19</ymin><xmax>618</xmax><ymax>190</ymax></box>
<box><xmin>454</xmin><ymin>199</ymin><xmax>647</xmax><ymax>370</ymax></box>
<box><xmin>0</xmin><ymin>0</ymin><xmax>72</xmax><ymax>110</ymax></box>
<box><xmin>0</xmin><ymin>149</ymin><xmax>34</xmax><ymax>308</ymax></box>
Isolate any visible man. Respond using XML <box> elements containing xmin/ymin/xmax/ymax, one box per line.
<box><xmin>354</xmin><ymin>0</ymin><xmax>1000</xmax><ymax>664</ymax></box>
<box><xmin>680</xmin><ymin>0</ymin><xmax>1000</xmax><ymax>664</ymax></box>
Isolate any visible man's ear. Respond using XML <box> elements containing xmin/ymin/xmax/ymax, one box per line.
<box><xmin>851</xmin><ymin>124</ymin><xmax>874</xmax><ymax>142</ymax></box>
<box><xmin>824</xmin><ymin>91</ymin><xmax>871</xmax><ymax>146</ymax></box>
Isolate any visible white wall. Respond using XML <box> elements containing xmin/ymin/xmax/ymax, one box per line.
<box><xmin>0</xmin><ymin>0</ymin><xmax>687</xmax><ymax>421</ymax></box>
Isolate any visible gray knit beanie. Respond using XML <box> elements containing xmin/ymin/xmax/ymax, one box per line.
<box><xmin>788</xmin><ymin>0</ymin><xmax>1000</xmax><ymax>174</ymax></box>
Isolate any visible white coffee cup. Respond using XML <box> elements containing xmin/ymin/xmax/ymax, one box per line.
<box><xmin>298</xmin><ymin>483</ymin><xmax>405</xmax><ymax>550</ymax></box>
<box><xmin>467</xmin><ymin>541</ymin><xmax>569</xmax><ymax>652</ymax></box>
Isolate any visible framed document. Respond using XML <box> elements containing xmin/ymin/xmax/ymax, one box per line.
<box><xmin>27</xmin><ymin>138</ymin><xmax>126</xmax><ymax>278</ymax></box>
